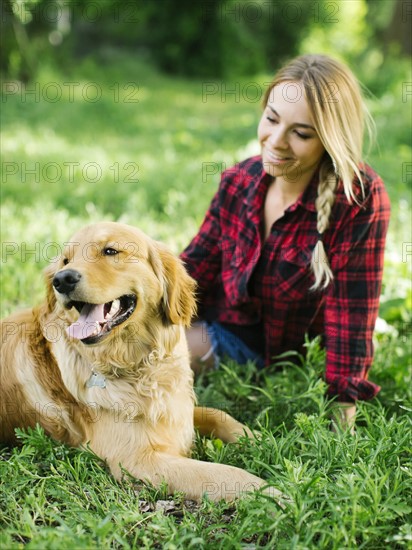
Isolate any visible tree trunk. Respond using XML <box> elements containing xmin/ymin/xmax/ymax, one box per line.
<box><xmin>384</xmin><ymin>0</ymin><xmax>412</xmax><ymax>56</ymax></box>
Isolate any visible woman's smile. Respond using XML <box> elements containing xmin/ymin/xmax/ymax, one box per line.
<box><xmin>264</xmin><ymin>149</ymin><xmax>294</xmax><ymax>164</ymax></box>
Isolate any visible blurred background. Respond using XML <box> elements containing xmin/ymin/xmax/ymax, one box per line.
<box><xmin>1</xmin><ymin>0</ymin><xmax>411</xmax><ymax>340</ymax></box>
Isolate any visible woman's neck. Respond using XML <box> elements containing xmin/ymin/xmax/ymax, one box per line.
<box><xmin>272</xmin><ymin>162</ymin><xmax>319</xmax><ymax>203</ymax></box>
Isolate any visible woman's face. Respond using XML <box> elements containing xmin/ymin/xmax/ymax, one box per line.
<box><xmin>258</xmin><ymin>81</ymin><xmax>326</xmax><ymax>184</ymax></box>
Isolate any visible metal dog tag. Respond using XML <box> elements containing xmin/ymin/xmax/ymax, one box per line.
<box><xmin>86</xmin><ymin>372</ymin><xmax>107</xmax><ymax>389</ymax></box>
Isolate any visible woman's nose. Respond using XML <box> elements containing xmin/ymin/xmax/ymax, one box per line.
<box><xmin>267</xmin><ymin>127</ymin><xmax>288</xmax><ymax>149</ymax></box>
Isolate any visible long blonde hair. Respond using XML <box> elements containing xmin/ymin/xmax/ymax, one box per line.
<box><xmin>263</xmin><ymin>54</ymin><xmax>374</xmax><ymax>289</ymax></box>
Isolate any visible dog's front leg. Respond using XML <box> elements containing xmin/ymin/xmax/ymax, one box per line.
<box><xmin>110</xmin><ymin>452</ymin><xmax>286</xmax><ymax>506</ymax></box>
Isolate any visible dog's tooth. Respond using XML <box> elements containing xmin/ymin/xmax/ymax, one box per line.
<box><xmin>88</xmin><ymin>321</ymin><xmax>103</xmax><ymax>337</ymax></box>
<box><xmin>110</xmin><ymin>299</ymin><xmax>121</xmax><ymax>316</ymax></box>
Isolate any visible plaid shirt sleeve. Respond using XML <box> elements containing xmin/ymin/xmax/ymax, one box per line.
<box><xmin>180</xmin><ymin>184</ymin><xmax>222</xmax><ymax>305</ymax></box>
<box><xmin>180</xmin><ymin>160</ymin><xmax>260</xmax><ymax>318</ymax></box>
<box><xmin>324</xmin><ymin>170</ymin><xmax>391</xmax><ymax>402</ymax></box>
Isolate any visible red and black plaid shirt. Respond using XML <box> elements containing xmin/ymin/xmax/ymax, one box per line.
<box><xmin>181</xmin><ymin>156</ymin><xmax>391</xmax><ymax>402</ymax></box>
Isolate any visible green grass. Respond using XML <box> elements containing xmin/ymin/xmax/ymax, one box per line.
<box><xmin>1</xmin><ymin>52</ymin><xmax>411</xmax><ymax>548</ymax></box>
<box><xmin>1</xmin><ymin>342</ymin><xmax>411</xmax><ymax>549</ymax></box>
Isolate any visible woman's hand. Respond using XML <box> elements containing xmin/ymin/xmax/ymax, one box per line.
<box><xmin>331</xmin><ymin>401</ymin><xmax>356</xmax><ymax>434</ymax></box>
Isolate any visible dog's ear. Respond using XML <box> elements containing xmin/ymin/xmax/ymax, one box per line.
<box><xmin>150</xmin><ymin>244</ymin><xmax>197</xmax><ymax>327</ymax></box>
<box><xmin>43</xmin><ymin>259</ymin><xmax>58</xmax><ymax>313</ymax></box>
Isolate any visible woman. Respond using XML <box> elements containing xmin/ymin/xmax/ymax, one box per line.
<box><xmin>181</xmin><ymin>54</ymin><xmax>390</xmax><ymax>430</ymax></box>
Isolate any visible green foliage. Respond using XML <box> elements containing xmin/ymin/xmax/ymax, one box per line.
<box><xmin>3</xmin><ymin>0</ymin><xmax>411</xmax><ymax>83</ymax></box>
<box><xmin>299</xmin><ymin>0</ymin><xmax>411</xmax><ymax>97</ymax></box>
<box><xmin>2</xmin><ymin>0</ymin><xmax>328</xmax><ymax>80</ymax></box>
<box><xmin>1</xmin><ymin>339</ymin><xmax>411</xmax><ymax>548</ymax></box>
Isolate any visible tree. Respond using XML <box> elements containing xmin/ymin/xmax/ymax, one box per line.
<box><xmin>365</xmin><ymin>0</ymin><xmax>411</xmax><ymax>57</ymax></box>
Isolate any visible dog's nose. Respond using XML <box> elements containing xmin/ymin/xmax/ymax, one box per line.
<box><xmin>53</xmin><ymin>269</ymin><xmax>82</xmax><ymax>295</ymax></box>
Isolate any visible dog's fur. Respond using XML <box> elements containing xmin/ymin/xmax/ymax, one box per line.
<box><xmin>0</xmin><ymin>222</ymin><xmax>283</xmax><ymax>503</ymax></box>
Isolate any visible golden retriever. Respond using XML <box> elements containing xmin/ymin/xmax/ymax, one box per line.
<box><xmin>0</xmin><ymin>222</ymin><xmax>284</xmax><ymax>504</ymax></box>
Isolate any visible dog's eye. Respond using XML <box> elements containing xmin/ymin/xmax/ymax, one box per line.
<box><xmin>103</xmin><ymin>248</ymin><xmax>119</xmax><ymax>256</ymax></box>
<box><xmin>63</xmin><ymin>258</ymin><xmax>69</xmax><ymax>265</ymax></box>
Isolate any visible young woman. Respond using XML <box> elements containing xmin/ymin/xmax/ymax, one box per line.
<box><xmin>181</xmin><ymin>54</ymin><xmax>390</xmax><ymax>430</ymax></box>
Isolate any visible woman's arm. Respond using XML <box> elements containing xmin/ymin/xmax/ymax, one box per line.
<box><xmin>331</xmin><ymin>402</ymin><xmax>356</xmax><ymax>433</ymax></box>
<box><xmin>180</xmin><ymin>188</ymin><xmax>222</xmax><ymax>301</ymax></box>
<box><xmin>324</xmin><ymin>171</ymin><xmax>390</xmax><ymax>407</ymax></box>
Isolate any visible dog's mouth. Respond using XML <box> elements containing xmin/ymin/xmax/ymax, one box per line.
<box><xmin>65</xmin><ymin>294</ymin><xmax>137</xmax><ymax>345</ymax></box>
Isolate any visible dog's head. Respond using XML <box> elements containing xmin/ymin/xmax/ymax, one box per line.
<box><xmin>45</xmin><ymin>222</ymin><xmax>197</xmax><ymax>347</ymax></box>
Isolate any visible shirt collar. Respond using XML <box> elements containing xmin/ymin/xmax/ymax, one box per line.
<box><xmin>289</xmin><ymin>168</ymin><xmax>319</xmax><ymax>213</ymax></box>
<box><xmin>245</xmin><ymin>157</ymin><xmax>319</xmax><ymax>213</ymax></box>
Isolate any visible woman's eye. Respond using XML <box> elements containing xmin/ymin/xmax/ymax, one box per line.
<box><xmin>266</xmin><ymin>116</ymin><xmax>277</xmax><ymax>123</ymax></box>
<box><xmin>295</xmin><ymin>131</ymin><xmax>311</xmax><ymax>140</ymax></box>
<box><xmin>103</xmin><ymin>248</ymin><xmax>119</xmax><ymax>256</ymax></box>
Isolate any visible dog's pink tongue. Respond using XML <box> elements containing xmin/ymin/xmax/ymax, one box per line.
<box><xmin>66</xmin><ymin>303</ymin><xmax>106</xmax><ymax>340</ymax></box>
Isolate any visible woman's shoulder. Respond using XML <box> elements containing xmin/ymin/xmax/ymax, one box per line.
<box><xmin>217</xmin><ymin>156</ymin><xmax>266</xmax><ymax>200</ymax></box>
<box><xmin>335</xmin><ymin>163</ymin><xmax>389</xmax><ymax>211</ymax></box>
<box><xmin>358</xmin><ymin>163</ymin><xmax>386</xmax><ymax>190</ymax></box>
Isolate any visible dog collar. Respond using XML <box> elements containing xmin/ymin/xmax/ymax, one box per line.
<box><xmin>86</xmin><ymin>371</ymin><xmax>107</xmax><ymax>389</ymax></box>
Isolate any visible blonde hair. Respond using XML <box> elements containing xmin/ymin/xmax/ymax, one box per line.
<box><xmin>263</xmin><ymin>54</ymin><xmax>375</xmax><ymax>290</ymax></box>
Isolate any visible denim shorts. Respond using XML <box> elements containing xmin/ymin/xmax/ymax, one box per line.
<box><xmin>204</xmin><ymin>321</ymin><xmax>265</xmax><ymax>370</ymax></box>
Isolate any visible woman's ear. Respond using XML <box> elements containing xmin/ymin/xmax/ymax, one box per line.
<box><xmin>150</xmin><ymin>243</ymin><xmax>197</xmax><ymax>327</ymax></box>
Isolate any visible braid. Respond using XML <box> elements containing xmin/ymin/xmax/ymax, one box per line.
<box><xmin>310</xmin><ymin>163</ymin><xmax>338</xmax><ymax>290</ymax></box>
